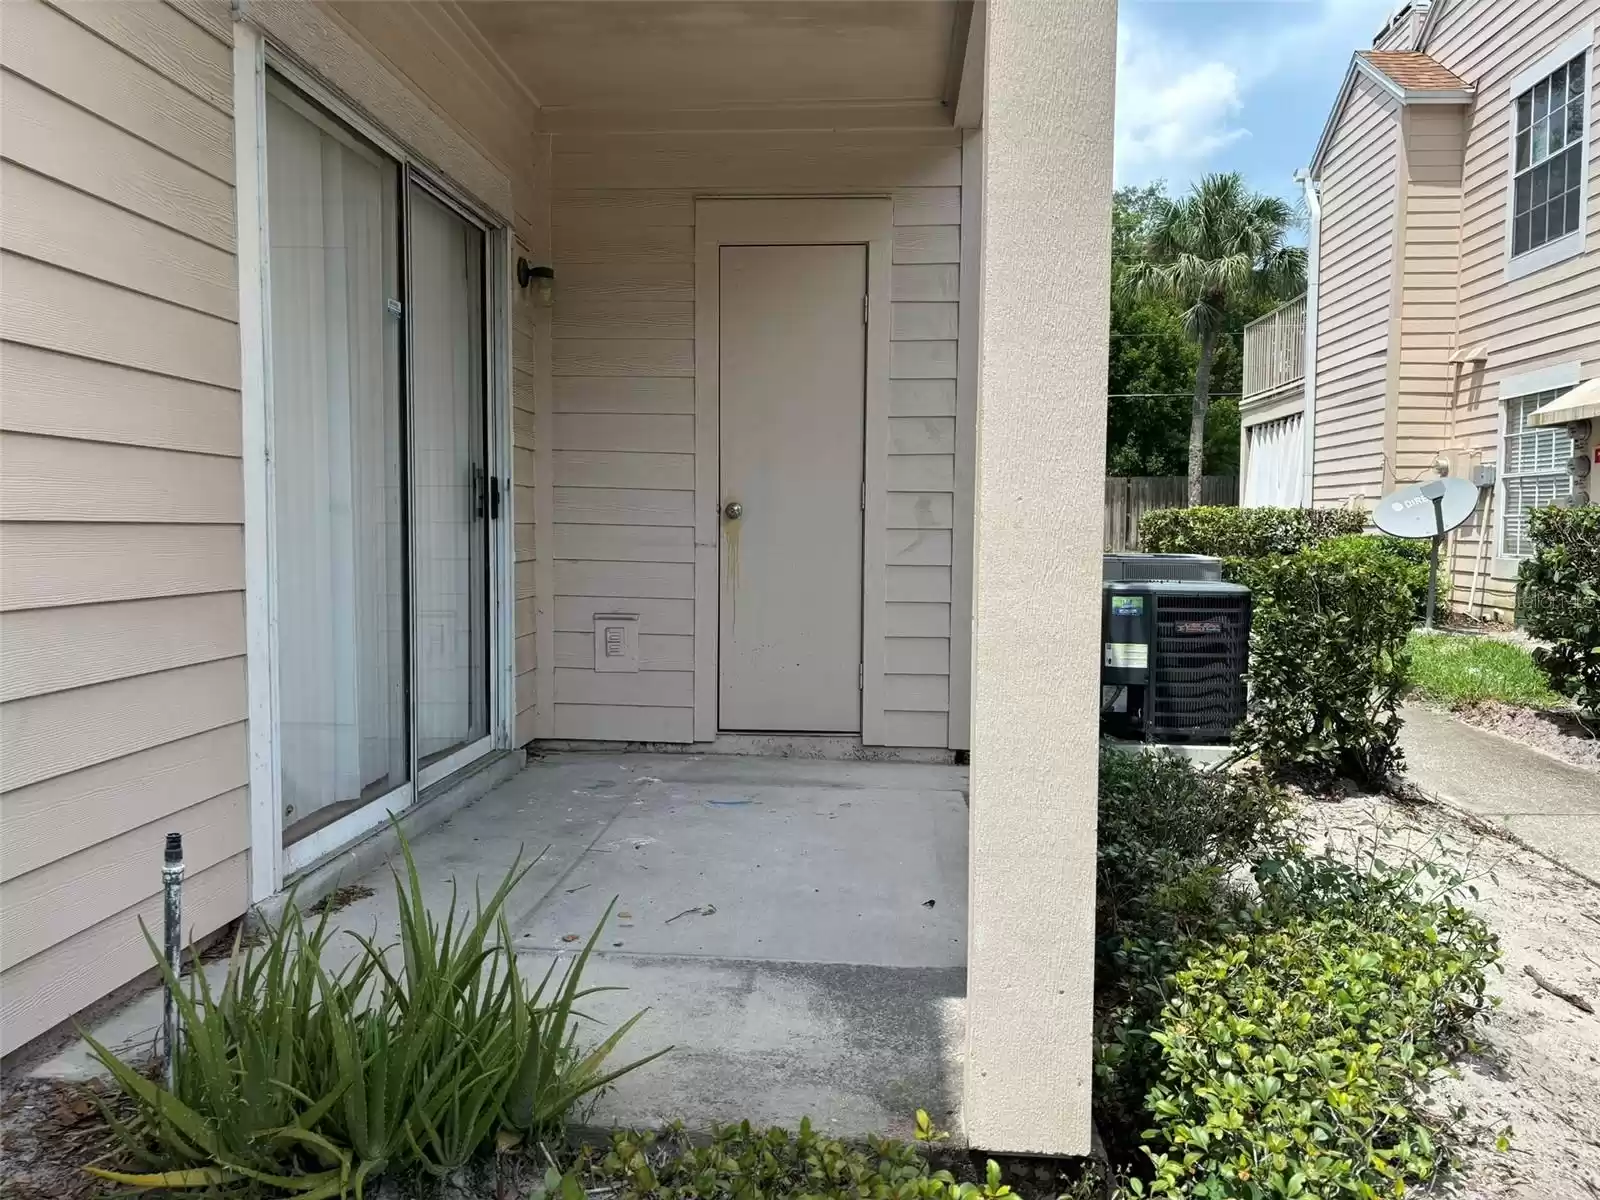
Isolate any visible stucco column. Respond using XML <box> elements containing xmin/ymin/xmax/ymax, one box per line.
<box><xmin>964</xmin><ymin>0</ymin><xmax>1116</xmax><ymax>1155</ymax></box>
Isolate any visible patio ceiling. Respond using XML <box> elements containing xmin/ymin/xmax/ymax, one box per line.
<box><xmin>455</xmin><ymin>1</ymin><xmax>974</xmax><ymax>131</ymax></box>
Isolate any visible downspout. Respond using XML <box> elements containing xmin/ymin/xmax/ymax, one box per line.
<box><xmin>1294</xmin><ymin>168</ymin><xmax>1321</xmax><ymax>508</ymax></box>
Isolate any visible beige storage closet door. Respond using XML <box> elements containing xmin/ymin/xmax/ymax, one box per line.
<box><xmin>717</xmin><ymin>243</ymin><xmax>866</xmax><ymax>732</ymax></box>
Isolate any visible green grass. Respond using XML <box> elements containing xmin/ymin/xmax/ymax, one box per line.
<box><xmin>1408</xmin><ymin>631</ymin><xmax>1563</xmax><ymax>709</ymax></box>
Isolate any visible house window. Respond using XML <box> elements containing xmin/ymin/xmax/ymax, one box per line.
<box><xmin>1500</xmin><ymin>389</ymin><xmax>1574</xmax><ymax>557</ymax></box>
<box><xmin>1512</xmin><ymin>48</ymin><xmax>1588</xmax><ymax>258</ymax></box>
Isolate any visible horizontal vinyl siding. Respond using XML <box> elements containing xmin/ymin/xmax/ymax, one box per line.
<box><xmin>0</xmin><ymin>0</ymin><xmax>246</xmax><ymax>1055</ymax></box>
<box><xmin>550</xmin><ymin>131</ymin><xmax>962</xmax><ymax>746</ymax></box>
<box><xmin>1424</xmin><ymin>0</ymin><xmax>1600</xmax><ymax>615</ymax></box>
<box><xmin>1313</xmin><ymin>73</ymin><xmax>1400</xmax><ymax>508</ymax></box>
<box><xmin>1395</xmin><ymin>107</ymin><xmax>1467</xmax><ymax>481</ymax></box>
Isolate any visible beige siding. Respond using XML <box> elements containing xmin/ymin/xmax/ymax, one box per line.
<box><xmin>1425</xmin><ymin>0</ymin><xmax>1600</xmax><ymax>616</ymax></box>
<box><xmin>0</xmin><ymin>0</ymin><xmax>248</xmax><ymax>1055</ymax></box>
<box><xmin>0</xmin><ymin>0</ymin><xmax>549</xmax><ymax>1055</ymax></box>
<box><xmin>1313</xmin><ymin>73</ymin><xmax>1401</xmax><ymax>508</ymax></box>
<box><xmin>549</xmin><ymin>132</ymin><xmax>964</xmax><ymax>746</ymax></box>
<box><xmin>1393</xmin><ymin>106</ymin><xmax>1467</xmax><ymax>484</ymax></box>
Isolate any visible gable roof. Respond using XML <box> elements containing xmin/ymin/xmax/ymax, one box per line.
<box><xmin>1309</xmin><ymin>50</ymin><xmax>1474</xmax><ymax>178</ymax></box>
<box><xmin>1357</xmin><ymin>50</ymin><xmax>1471</xmax><ymax>92</ymax></box>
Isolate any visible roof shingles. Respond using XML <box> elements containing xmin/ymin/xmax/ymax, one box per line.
<box><xmin>1357</xmin><ymin>50</ymin><xmax>1471</xmax><ymax>93</ymax></box>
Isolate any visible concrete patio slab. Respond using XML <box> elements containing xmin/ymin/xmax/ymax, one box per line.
<box><xmin>37</xmin><ymin>752</ymin><xmax>971</xmax><ymax>1141</ymax></box>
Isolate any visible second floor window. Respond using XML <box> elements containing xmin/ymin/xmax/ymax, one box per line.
<box><xmin>1513</xmin><ymin>48</ymin><xmax>1587</xmax><ymax>257</ymax></box>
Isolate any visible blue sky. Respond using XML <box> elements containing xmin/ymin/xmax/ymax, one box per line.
<box><xmin>1114</xmin><ymin>0</ymin><xmax>1400</xmax><ymax>205</ymax></box>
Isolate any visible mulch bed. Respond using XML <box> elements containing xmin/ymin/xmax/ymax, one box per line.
<box><xmin>0</xmin><ymin>1073</ymin><xmax>144</xmax><ymax>1200</ymax></box>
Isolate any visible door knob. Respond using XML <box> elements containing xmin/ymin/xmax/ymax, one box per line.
<box><xmin>723</xmin><ymin>500</ymin><xmax>744</xmax><ymax>520</ymax></box>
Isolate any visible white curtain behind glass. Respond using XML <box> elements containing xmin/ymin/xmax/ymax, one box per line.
<box><xmin>266</xmin><ymin>92</ymin><xmax>408</xmax><ymax>828</ymax></box>
<box><xmin>1243</xmin><ymin>415</ymin><xmax>1305</xmax><ymax>509</ymax></box>
<box><xmin>408</xmin><ymin>186</ymin><xmax>489</xmax><ymax>763</ymax></box>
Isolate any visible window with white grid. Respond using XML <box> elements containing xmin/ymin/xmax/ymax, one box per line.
<box><xmin>1500</xmin><ymin>390</ymin><xmax>1575</xmax><ymax>557</ymax></box>
<box><xmin>1512</xmin><ymin>48</ymin><xmax>1588</xmax><ymax>258</ymax></box>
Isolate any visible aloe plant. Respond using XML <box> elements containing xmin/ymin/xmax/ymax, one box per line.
<box><xmin>84</xmin><ymin>824</ymin><xmax>669</xmax><ymax>1196</ymax></box>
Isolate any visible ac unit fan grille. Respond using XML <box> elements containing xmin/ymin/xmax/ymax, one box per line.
<box><xmin>1148</xmin><ymin>593</ymin><xmax>1249</xmax><ymax>743</ymax></box>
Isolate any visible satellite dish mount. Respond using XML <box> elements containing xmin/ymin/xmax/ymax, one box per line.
<box><xmin>1372</xmin><ymin>476</ymin><xmax>1482</xmax><ymax>630</ymax></box>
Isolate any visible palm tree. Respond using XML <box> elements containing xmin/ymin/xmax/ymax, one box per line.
<box><xmin>1117</xmin><ymin>173</ymin><xmax>1306</xmax><ymax>505</ymax></box>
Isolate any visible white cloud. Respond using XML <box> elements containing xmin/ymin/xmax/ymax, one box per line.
<box><xmin>1114</xmin><ymin>0</ymin><xmax>1397</xmax><ymax>187</ymax></box>
<box><xmin>1114</xmin><ymin>27</ymin><xmax>1248</xmax><ymax>184</ymax></box>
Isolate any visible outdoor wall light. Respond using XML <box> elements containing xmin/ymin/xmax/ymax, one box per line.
<box><xmin>517</xmin><ymin>258</ymin><xmax>555</xmax><ymax>306</ymax></box>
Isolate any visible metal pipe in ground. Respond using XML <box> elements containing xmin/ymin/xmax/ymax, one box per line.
<box><xmin>162</xmin><ymin>832</ymin><xmax>184</xmax><ymax>1091</ymax></box>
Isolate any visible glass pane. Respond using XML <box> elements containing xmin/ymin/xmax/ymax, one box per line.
<box><xmin>1516</xmin><ymin>92</ymin><xmax>1532</xmax><ymax>132</ymax></box>
<box><xmin>266</xmin><ymin>88</ymin><xmax>409</xmax><ymax>835</ymax></box>
<box><xmin>1572</xmin><ymin>53</ymin><xmax>1589</xmax><ymax>102</ymax></box>
<box><xmin>1550</xmin><ymin>105</ymin><xmax>1566</xmax><ymax>152</ymax></box>
<box><xmin>1531</xmin><ymin>200</ymin><xmax>1548</xmax><ymax>249</ymax></box>
<box><xmin>408</xmin><ymin>184</ymin><xmax>491</xmax><ymax>768</ymax></box>
<box><xmin>1532</xmin><ymin>160</ymin><xmax>1549</xmax><ymax>206</ymax></box>
<box><xmin>1514</xmin><ymin>172</ymin><xmax>1532</xmax><ymax>215</ymax></box>
<box><xmin>1531</xmin><ymin>116</ymin><xmax>1550</xmax><ymax>162</ymax></box>
<box><xmin>1514</xmin><ymin>210</ymin><xmax>1531</xmax><ymax>256</ymax></box>
<box><xmin>1550</xmin><ymin>65</ymin><xmax>1567</xmax><ymax>107</ymax></box>
<box><xmin>1533</xmin><ymin>79</ymin><xmax>1549</xmax><ymax>122</ymax></box>
<box><xmin>1567</xmin><ymin>187</ymin><xmax>1582</xmax><ymax>237</ymax></box>
<box><xmin>1516</xmin><ymin>128</ymin><xmax>1531</xmax><ymax>172</ymax></box>
<box><xmin>1569</xmin><ymin>90</ymin><xmax>1586</xmax><ymax>143</ymax></box>
<box><xmin>1549</xmin><ymin>147</ymin><xmax>1567</xmax><ymax>196</ymax></box>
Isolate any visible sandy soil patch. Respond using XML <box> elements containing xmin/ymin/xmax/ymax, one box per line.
<box><xmin>1302</xmin><ymin>791</ymin><xmax>1600</xmax><ymax>1198</ymax></box>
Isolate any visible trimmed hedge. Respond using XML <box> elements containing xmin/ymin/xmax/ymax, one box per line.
<box><xmin>1231</xmin><ymin>536</ymin><xmax>1417</xmax><ymax>785</ymax></box>
<box><xmin>1139</xmin><ymin>505</ymin><xmax>1365</xmax><ymax>558</ymax></box>
<box><xmin>1093</xmin><ymin>752</ymin><xmax>1502</xmax><ymax>1200</ymax></box>
<box><xmin>1519</xmin><ymin>506</ymin><xmax>1600</xmax><ymax>716</ymax></box>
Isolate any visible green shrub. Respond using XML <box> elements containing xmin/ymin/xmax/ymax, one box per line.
<box><xmin>1092</xmin><ymin>755</ymin><xmax>1502</xmax><ymax>1198</ymax></box>
<box><xmin>539</xmin><ymin>1120</ymin><xmax>1059</xmax><ymax>1200</ymax></box>
<box><xmin>1518</xmin><ymin>506</ymin><xmax>1600</xmax><ymax>717</ymax></box>
<box><xmin>1096</xmin><ymin>750</ymin><xmax>1291</xmax><ymax>943</ymax></box>
<box><xmin>1129</xmin><ymin>856</ymin><xmax>1499</xmax><ymax>1199</ymax></box>
<box><xmin>1093</xmin><ymin>751</ymin><xmax>1295</xmax><ymax>1148</ymax></box>
<box><xmin>86</xmin><ymin>830</ymin><xmax>667</xmax><ymax>1195</ymax></box>
<box><xmin>1138</xmin><ymin>505</ymin><xmax>1366</xmax><ymax>558</ymax></box>
<box><xmin>1232</xmin><ymin>536</ymin><xmax>1418</xmax><ymax>787</ymax></box>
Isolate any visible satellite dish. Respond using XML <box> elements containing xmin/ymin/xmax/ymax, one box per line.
<box><xmin>1373</xmin><ymin>476</ymin><xmax>1480</xmax><ymax>538</ymax></box>
<box><xmin>1372</xmin><ymin>476</ymin><xmax>1483</xmax><ymax>631</ymax></box>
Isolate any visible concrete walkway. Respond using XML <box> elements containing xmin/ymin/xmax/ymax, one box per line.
<box><xmin>1399</xmin><ymin>703</ymin><xmax>1600</xmax><ymax>884</ymax></box>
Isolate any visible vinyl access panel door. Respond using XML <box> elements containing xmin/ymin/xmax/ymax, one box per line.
<box><xmin>718</xmin><ymin>243</ymin><xmax>866</xmax><ymax>732</ymax></box>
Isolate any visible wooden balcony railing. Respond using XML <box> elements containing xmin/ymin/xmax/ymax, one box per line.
<box><xmin>1242</xmin><ymin>293</ymin><xmax>1306</xmax><ymax>399</ymax></box>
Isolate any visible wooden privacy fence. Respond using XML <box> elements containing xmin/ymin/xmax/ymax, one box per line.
<box><xmin>1104</xmin><ymin>476</ymin><xmax>1239</xmax><ymax>551</ymax></box>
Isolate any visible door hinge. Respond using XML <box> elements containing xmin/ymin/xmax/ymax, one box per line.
<box><xmin>858</xmin><ymin>663</ymin><xmax>864</xmax><ymax>690</ymax></box>
<box><xmin>862</xmin><ymin>295</ymin><xmax>869</xmax><ymax>325</ymax></box>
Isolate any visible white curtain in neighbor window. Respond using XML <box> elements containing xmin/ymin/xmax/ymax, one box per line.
<box><xmin>266</xmin><ymin>91</ymin><xmax>408</xmax><ymax>831</ymax></box>
<box><xmin>1243</xmin><ymin>414</ymin><xmax>1305</xmax><ymax>508</ymax></box>
<box><xmin>407</xmin><ymin>184</ymin><xmax>490</xmax><ymax>765</ymax></box>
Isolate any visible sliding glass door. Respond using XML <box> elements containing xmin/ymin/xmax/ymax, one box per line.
<box><xmin>263</xmin><ymin>78</ymin><xmax>498</xmax><ymax>861</ymax></box>
<box><xmin>408</xmin><ymin>183</ymin><xmax>491</xmax><ymax>778</ymax></box>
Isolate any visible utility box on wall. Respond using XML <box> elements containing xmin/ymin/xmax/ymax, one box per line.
<box><xmin>593</xmin><ymin>614</ymin><xmax>640</xmax><ymax>672</ymax></box>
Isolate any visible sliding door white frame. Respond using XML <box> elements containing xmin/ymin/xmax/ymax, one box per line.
<box><xmin>234</xmin><ymin>22</ymin><xmax>514</xmax><ymax>900</ymax></box>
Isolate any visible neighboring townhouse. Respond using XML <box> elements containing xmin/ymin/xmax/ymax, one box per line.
<box><xmin>0</xmin><ymin>0</ymin><xmax>1116</xmax><ymax>1153</ymax></box>
<box><xmin>1240</xmin><ymin>0</ymin><xmax>1599</xmax><ymax>618</ymax></box>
